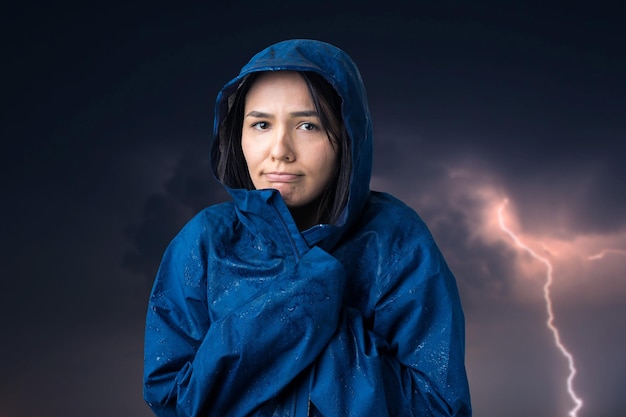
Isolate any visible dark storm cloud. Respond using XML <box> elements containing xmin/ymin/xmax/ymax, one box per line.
<box><xmin>123</xmin><ymin>147</ymin><xmax>229</xmax><ymax>279</ymax></box>
<box><xmin>426</xmin><ymin>206</ymin><xmax>518</xmax><ymax>298</ymax></box>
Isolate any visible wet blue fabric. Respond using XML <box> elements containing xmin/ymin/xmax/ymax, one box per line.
<box><xmin>144</xmin><ymin>39</ymin><xmax>472</xmax><ymax>416</ymax></box>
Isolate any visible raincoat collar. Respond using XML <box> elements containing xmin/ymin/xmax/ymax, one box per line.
<box><xmin>211</xmin><ymin>39</ymin><xmax>373</xmax><ymax>251</ymax></box>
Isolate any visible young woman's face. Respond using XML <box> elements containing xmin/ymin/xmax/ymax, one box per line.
<box><xmin>242</xmin><ymin>71</ymin><xmax>338</xmax><ymax>211</ymax></box>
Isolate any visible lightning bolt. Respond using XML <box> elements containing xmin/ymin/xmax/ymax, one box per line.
<box><xmin>497</xmin><ymin>199</ymin><xmax>583</xmax><ymax>417</ymax></box>
<box><xmin>587</xmin><ymin>248</ymin><xmax>626</xmax><ymax>260</ymax></box>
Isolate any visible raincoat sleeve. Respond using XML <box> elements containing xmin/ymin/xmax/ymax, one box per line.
<box><xmin>310</xmin><ymin>226</ymin><xmax>471</xmax><ymax>416</ymax></box>
<box><xmin>143</xmin><ymin>215</ymin><xmax>346</xmax><ymax>417</ymax></box>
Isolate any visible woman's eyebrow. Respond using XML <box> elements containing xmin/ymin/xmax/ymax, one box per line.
<box><xmin>289</xmin><ymin>110</ymin><xmax>319</xmax><ymax>118</ymax></box>
<box><xmin>245</xmin><ymin>110</ymin><xmax>271</xmax><ymax>118</ymax></box>
<box><xmin>245</xmin><ymin>110</ymin><xmax>319</xmax><ymax>118</ymax></box>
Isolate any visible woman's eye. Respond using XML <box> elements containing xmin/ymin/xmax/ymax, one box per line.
<box><xmin>299</xmin><ymin>122</ymin><xmax>317</xmax><ymax>131</ymax></box>
<box><xmin>252</xmin><ymin>121</ymin><xmax>269</xmax><ymax>130</ymax></box>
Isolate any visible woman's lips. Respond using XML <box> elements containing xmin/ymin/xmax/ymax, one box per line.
<box><xmin>264</xmin><ymin>173</ymin><xmax>301</xmax><ymax>182</ymax></box>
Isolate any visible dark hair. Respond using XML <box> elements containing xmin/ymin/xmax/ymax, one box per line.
<box><xmin>217</xmin><ymin>71</ymin><xmax>352</xmax><ymax>225</ymax></box>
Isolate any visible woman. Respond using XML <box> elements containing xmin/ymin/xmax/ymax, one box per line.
<box><xmin>144</xmin><ymin>39</ymin><xmax>472</xmax><ymax>416</ymax></box>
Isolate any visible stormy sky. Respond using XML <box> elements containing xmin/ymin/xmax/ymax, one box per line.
<box><xmin>2</xmin><ymin>2</ymin><xmax>625</xmax><ymax>416</ymax></box>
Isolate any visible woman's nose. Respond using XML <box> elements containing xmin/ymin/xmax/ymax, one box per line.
<box><xmin>270</xmin><ymin>129</ymin><xmax>295</xmax><ymax>162</ymax></box>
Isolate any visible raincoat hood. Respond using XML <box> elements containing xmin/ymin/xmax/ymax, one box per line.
<box><xmin>210</xmin><ymin>39</ymin><xmax>373</xmax><ymax>248</ymax></box>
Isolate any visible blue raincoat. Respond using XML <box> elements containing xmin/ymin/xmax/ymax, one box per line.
<box><xmin>144</xmin><ymin>39</ymin><xmax>471</xmax><ymax>416</ymax></box>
